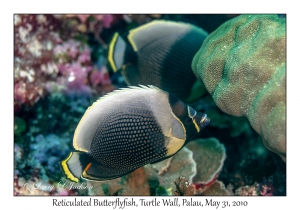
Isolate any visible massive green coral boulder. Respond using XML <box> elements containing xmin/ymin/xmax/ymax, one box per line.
<box><xmin>192</xmin><ymin>15</ymin><xmax>286</xmax><ymax>162</ymax></box>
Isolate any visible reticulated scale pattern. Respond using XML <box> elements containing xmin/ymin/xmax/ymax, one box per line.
<box><xmin>89</xmin><ymin>106</ymin><xmax>167</xmax><ymax>176</ymax></box>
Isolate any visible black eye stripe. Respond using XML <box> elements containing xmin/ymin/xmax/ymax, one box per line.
<box><xmin>168</xmin><ymin>93</ymin><xmax>187</xmax><ymax>119</ymax></box>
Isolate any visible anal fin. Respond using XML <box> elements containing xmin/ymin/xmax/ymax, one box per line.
<box><xmin>60</xmin><ymin>152</ymin><xmax>92</xmax><ymax>183</ymax></box>
<box><xmin>81</xmin><ymin>161</ymin><xmax>136</xmax><ymax>182</ymax></box>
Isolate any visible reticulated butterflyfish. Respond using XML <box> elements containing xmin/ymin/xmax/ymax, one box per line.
<box><xmin>107</xmin><ymin>20</ymin><xmax>209</xmax><ymax>103</ymax></box>
<box><xmin>60</xmin><ymin>85</ymin><xmax>210</xmax><ymax>182</ymax></box>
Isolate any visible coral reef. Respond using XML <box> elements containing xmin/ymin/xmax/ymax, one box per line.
<box><xmin>173</xmin><ymin>176</ymin><xmax>195</xmax><ymax>196</ymax></box>
<box><xmin>191</xmin><ymin>94</ymin><xmax>253</xmax><ymax>138</ymax></box>
<box><xmin>197</xmin><ymin>181</ymin><xmax>234</xmax><ymax>196</ymax></box>
<box><xmin>51</xmin><ymin>39</ymin><xmax>94</xmax><ymax>97</ymax></box>
<box><xmin>186</xmin><ymin>138</ymin><xmax>226</xmax><ymax>185</ymax></box>
<box><xmin>192</xmin><ymin>15</ymin><xmax>286</xmax><ymax>161</ymax></box>
<box><xmin>30</xmin><ymin>134</ymin><xmax>70</xmax><ymax>174</ymax></box>
<box><xmin>14</xmin><ymin>14</ymin><xmax>114</xmax><ymax>114</ymax></box>
<box><xmin>87</xmin><ymin>166</ymin><xmax>158</xmax><ymax>196</ymax></box>
<box><xmin>151</xmin><ymin>147</ymin><xmax>197</xmax><ymax>194</ymax></box>
<box><xmin>14</xmin><ymin>15</ymin><xmax>61</xmax><ymax>110</ymax></box>
<box><xmin>14</xmin><ymin>176</ymin><xmax>82</xmax><ymax>196</ymax></box>
<box><xmin>235</xmin><ymin>184</ymin><xmax>259</xmax><ymax>196</ymax></box>
<box><xmin>14</xmin><ymin>117</ymin><xmax>26</xmax><ymax>142</ymax></box>
<box><xmin>14</xmin><ymin>177</ymin><xmax>51</xmax><ymax>196</ymax></box>
<box><xmin>14</xmin><ymin>14</ymin><xmax>285</xmax><ymax>196</ymax></box>
<box><xmin>234</xmin><ymin>176</ymin><xmax>278</xmax><ymax>196</ymax></box>
<box><xmin>14</xmin><ymin>133</ymin><xmax>71</xmax><ymax>182</ymax></box>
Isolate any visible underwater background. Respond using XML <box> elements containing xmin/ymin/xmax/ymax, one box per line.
<box><xmin>14</xmin><ymin>14</ymin><xmax>286</xmax><ymax>196</ymax></box>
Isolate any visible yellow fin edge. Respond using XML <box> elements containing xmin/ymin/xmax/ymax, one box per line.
<box><xmin>165</xmin><ymin>136</ymin><xmax>185</xmax><ymax>157</ymax></box>
<box><xmin>127</xmin><ymin>31</ymin><xmax>138</xmax><ymax>52</ymax></box>
<box><xmin>108</xmin><ymin>32</ymin><xmax>119</xmax><ymax>72</ymax></box>
<box><xmin>192</xmin><ymin>118</ymin><xmax>200</xmax><ymax>133</ymax></box>
<box><xmin>73</xmin><ymin>121</ymin><xmax>89</xmax><ymax>152</ymax></box>
<box><xmin>61</xmin><ymin>152</ymin><xmax>79</xmax><ymax>183</ymax></box>
<box><xmin>73</xmin><ymin>101</ymin><xmax>99</xmax><ymax>153</ymax></box>
<box><xmin>188</xmin><ymin>106</ymin><xmax>200</xmax><ymax>133</ymax></box>
<box><xmin>127</xmin><ymin>21</ymin><xmax>162</xmax><ymax>52</ymax></box>
<box><xmin>82</xmin><ymin>163</ymin><xmax>104</xmax><ymax>182</ymax></box>
<box><xmin>165</xmin><ymin>109</ymin><xmax>186</xmax><ymax>156</ymax></box>
<box><xmin>127</xmin><ymin>20</ymin><xmax>184</xmax><ymax>52</ymax></box>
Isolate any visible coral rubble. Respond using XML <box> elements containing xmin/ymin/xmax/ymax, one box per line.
<box><xmin>173</xmin><ymin>176</ymin><xmax>195</xmax><ymax>196</ymax></box>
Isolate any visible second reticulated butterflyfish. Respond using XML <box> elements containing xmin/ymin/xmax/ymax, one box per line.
<box><xmin>107</xmin><ymin>20</ymin><xmax>208</xmax><ymax>103</ymax></box>
<box><xmin>60</xmin><ymin>85</ymin><xmax>210</xmax><ymax>182</ymax></box>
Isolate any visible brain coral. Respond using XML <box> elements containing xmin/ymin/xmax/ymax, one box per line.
<box><xmin>192</xmin><ymin>15</ymin><xmax>286</xmax><ymax>162</ymax></box>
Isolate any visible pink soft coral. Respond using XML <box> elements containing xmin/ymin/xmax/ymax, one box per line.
<box><xmin>89</xmin><ymin>66</ymin><xmax>111</xmax><ymax>87</ymax></box>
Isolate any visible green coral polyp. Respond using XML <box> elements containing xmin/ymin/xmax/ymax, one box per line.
<box><xmin>192</xmin><ymin>15</ymin><xmax>286</xmax><ymax>162</ymax></box>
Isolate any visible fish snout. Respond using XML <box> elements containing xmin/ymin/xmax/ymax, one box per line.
<box><xmin>195</xmin><ymin>113</ymin><xmax>210</xmax><ymax>129</ymax></box>
<box><xmin>200</xmin><ymin>114</ymin><xmax>210</xmax><ymax>128</ymax></box>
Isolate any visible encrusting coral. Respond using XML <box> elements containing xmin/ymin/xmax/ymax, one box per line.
<box><xmin>192</xmin><ymin>15</ymin><xmax>286</xmax><ymax>162</ymax></box>
<box><xmin>186</xmin><ymin>138</ymin><xmax>226</xmax><ymax>185</ymax></box>
<box><xmin>198</xmin><ymin>181</ymin><xmax>234</xmax><ymax>196</ymax></box>
<box><xmin>173</xmin><ymin>176</ymin><xmax>195</xmax><ymax>196</ymax></box>
<box><xmin>151</xmin><ymin>147</ymin><xmax>197</xmax><ymax>194</ymax></box>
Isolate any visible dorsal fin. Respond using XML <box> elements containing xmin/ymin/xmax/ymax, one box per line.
<box><xmin>96</xmin><ymin>85</ymin><xmax>162</xmax><ymax>102</ymax></box>
<box><xmin>73</xmin><ymin>85</ymin><xmax>164</xmax><ymax>153</ymax></box>
<box><xmin>127</xmin><ymin>20</ymin><xmax>194</xmax><ymax>52</ymax></box>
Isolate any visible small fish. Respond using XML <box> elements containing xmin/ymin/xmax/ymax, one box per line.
<box><xmin>108</xmin><ymin>20</ymin><xmax>208</xmax><ymax>103</ymax></box>
<box><xmin>60</xmin><ymin>85</ymin><xmax>210</xmax><ymax>182</ymax></box>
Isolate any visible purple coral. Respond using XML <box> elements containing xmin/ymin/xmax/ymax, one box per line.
<box><xmin>65</xmin><ymin>14</ymin><xmax>114</xmax><ymax>28</ymax></box>
<box><xmin>14</xmin><ymin>14</ymin><xmax>116</xmax><ymax>113</ymax></box>
<box><xmin>53</xmin><ymin>39</ymin><xmax>94</xmax><ymax>97</ymax></box>
<box><xmin>101</xmin><ymin>15</ymin><xmax>114</xmax><ymax>28</ymax></box>
<box><xmin>78</xmin><ymin>47</ymin><xmax>91</xmax><ymax>63</ymax></box>
<box><xmin>89</xmin><ymin>66</ymin><xmax>111</xmax><ymax>87</ymax></box>
<box><xmin>62</xmin><ymin>62</ymin><xmax>92</xmax><ymax>95</ymax></box>
<box><xmin>14</xmin><ymin>15</ymin><xmax>61</xmax><ymax>110</ymax></box>
<box><xmin>258</xmin><ymin>177</ymin><xmax>274</xmax><ymax>196</ymax></box>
